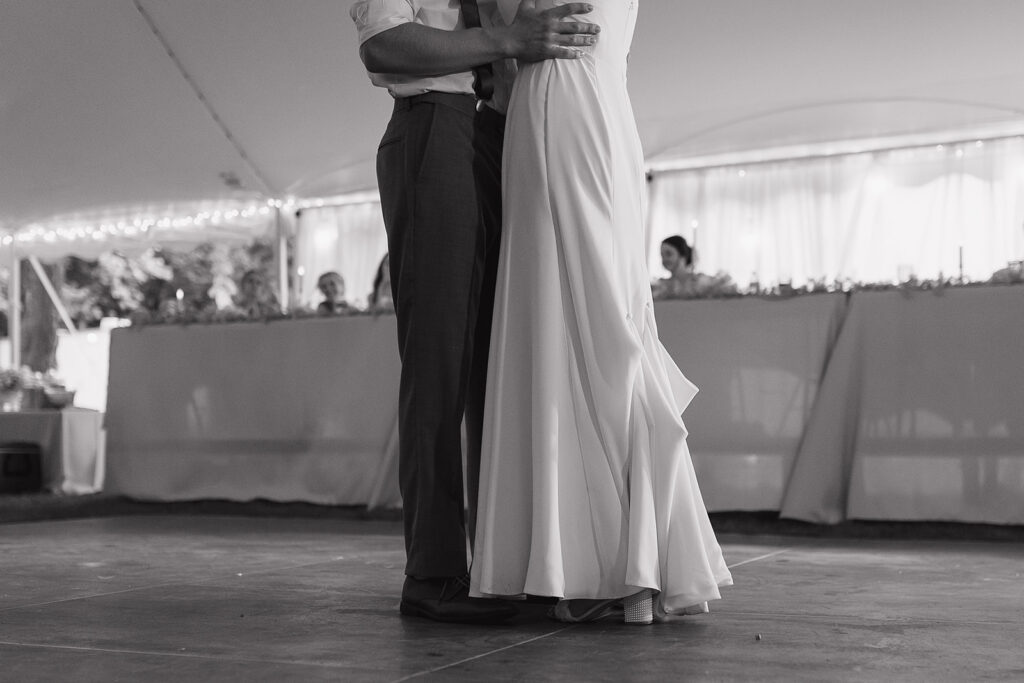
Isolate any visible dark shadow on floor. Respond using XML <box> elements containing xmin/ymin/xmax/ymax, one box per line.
<box><xmin>3</xmin><ymin>492</ymin><xmax>1023</xmax><ymax>542</ymax></box>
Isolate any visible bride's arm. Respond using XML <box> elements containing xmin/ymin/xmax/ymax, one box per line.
<box><xmin>359</xmin><ymin>3</ymin><xmax>599</xmax><ymax>76</ymax></box>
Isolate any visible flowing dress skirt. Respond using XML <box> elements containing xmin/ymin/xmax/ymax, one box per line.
<box><xmin>470</xmin><ymin>0</ymin><xmax>732</xmax><ymax>615</ymax></box>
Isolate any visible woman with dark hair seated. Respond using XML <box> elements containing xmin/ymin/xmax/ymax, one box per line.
<box><xmin>652</xmin><ymin>235</ymin><xmax>696</xmax><ymax>299</ymax></box>
<box><xmin>653</xmin><ymin>236</ymin><xmax>738</xmax><ymax>300</ymax></box>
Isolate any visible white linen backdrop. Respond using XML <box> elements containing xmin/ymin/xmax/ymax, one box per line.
<box><xmin>647</xmin><ymin>136</ymin><xmax>1024</xmax><ymax>287</ymax></box>
<box><xmin>293</xmin><ymin>138</ymin><xmax>1024</xmax><ymax>299</ymax></box>
<box><xmin>294</xmin><ymin>200</ymin><xmax>388</xmax><ymax>310</ymax></box>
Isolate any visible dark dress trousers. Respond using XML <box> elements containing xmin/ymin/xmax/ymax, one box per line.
<box><xmin>376</xmin><ymin>92</ymin><xmax>504</xmax><ymax>578</ymax></box>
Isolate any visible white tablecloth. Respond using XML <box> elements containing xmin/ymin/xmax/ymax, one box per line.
<box><xmin>105</xmin><ymin>300</ymin><xmax>845</xmax><ymax>511</ymax></box>
<box><xmin>55</xmin><ymin>328</ymin><xmax>112</xmax><ymax>411</ymax></box>
<box><xmin>655</xmin><ymin>295</ymin><xmax>847</xmax><ymax>511</ymax></box>
<box><xmin>0</xmin><ymin>408</ymin><xmax>105</xmax><ymax>493</ymax></box>
<box><xmin>104</xmin><ymin>286</ymin><xmax>1024</xmax><ymax>523</ymax></box>
<box><xmin>782</xmin><ymin>285</ymin><xmax>1024</xmax><ymax>524</ymax></box>
<box><xmin>104</xmin><ymin>316</ymin><xmax>401</xmax><ymax>506</ymax></box>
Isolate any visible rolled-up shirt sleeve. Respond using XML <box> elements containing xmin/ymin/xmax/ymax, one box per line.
<box><xmin>350</xmin><ymin>0</ymin><xmax>416</xmax><ymax>45</ymax></box>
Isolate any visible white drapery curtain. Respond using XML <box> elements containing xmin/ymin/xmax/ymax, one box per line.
<box><xmin>294</xmin><ymin>202</ymin><xmax>388</xmax><ymax>309</ymax></box>
<box><xmin>293</xmin><ymin>136</ymin><xmax>1024</xmax><ymax>300</ymax></box>
<box><xmin>647</xmin><ymin>136</ymin><xmax>1024</xmax><ymax>287</ymax></box>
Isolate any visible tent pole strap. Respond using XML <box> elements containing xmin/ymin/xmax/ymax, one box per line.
<box><xmin>8</xmin><ymin>244</ymin><xmax>21</xmax><ymax>368</ymax></box>
<box><xmin>276</xmin><ymin>208</ymin><xmax>289</xmax><ymax>313</ymax></box>
<box><xmin>28</xmin><ymin>256</ymin><xmax>76</xmax><ymax>333</ymax></box>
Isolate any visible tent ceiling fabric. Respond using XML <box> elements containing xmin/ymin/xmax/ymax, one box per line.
<box><xmin>3</xmin><ymin>0</ymin><xmax>1024</xmax><ymax>238</ymax></box>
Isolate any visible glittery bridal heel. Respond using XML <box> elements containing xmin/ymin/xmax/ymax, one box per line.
<box><xmin>623</xmin><ymin>589</ymin><xmax>653</xmax><ymax>625</ymax></box>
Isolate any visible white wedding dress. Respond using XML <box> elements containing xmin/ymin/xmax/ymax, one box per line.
<box><xmin>470</xmin><ymin>0</ymin><xmax>733</xmax><ymax>615</ymax></box>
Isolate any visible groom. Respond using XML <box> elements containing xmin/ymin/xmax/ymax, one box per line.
<box><xmin>351</xmin><ymin>1</ymin><xmax>599</xmax><ymax>623</ymax></box>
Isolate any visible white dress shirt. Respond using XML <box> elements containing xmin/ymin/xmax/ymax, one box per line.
<box><xmin>350</xmin><ymin>0</ymin><xmax>515</xmax><ymax>113</ymax></box>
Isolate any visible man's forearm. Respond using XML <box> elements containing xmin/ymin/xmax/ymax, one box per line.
<box><xmin>359</xmin><ymin>4</ymin><xmax>599</xmax><ymax>77</ymax></box>
<box><xmin>360</xmin><ymin>23</ymin><xmax>510</xmax><ymax>77</ymax></box>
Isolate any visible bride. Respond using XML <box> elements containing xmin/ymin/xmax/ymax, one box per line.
<box><xmin>470</xmin><ymin>0</ymin><xmax>733</xmax><ymax>624</ymax></box>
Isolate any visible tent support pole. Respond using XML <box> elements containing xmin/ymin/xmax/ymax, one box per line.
<box><xmin>275</xmin><ymin>208</ymin><xmax>289</xmax><ymax>313</ymax></box>
<box><xmin>28</xmin><ymin>256</ymin><xmax>76</xmax><ymax>333</ymax></box>
<box><xmin>8</xmin><ymin>244</ymin><xmax>21</xmax><ymax>368</ymax></box>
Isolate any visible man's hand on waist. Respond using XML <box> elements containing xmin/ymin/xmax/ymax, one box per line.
<box><xmin>496</xmin><ymin>2</ymin><xmax>600</xmax><ymax>63</ymax></box>
<box><xmin>359</xmin><ymin>3</ymin><xmax>600</xmax><ymax>77</ymax></box>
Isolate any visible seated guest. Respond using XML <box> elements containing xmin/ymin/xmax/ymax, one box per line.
<box><xmin>233</xmin><ymin>269</ymin><xmax>280</xmax><ymax>318</ymax></box>
<box><xmin>367</xmin><ymin>254</ymin><xmax>393</xmax><ymax>313</ymax></box>
<box><xmin>316</xmin><ymin>271</ymin><xmax>353</xmax><ymax>316</ymax></box>
<box><xmin>652</xmin><ymin>235</ymin><xmax>736</xmax><ymax>300</ymax></box>
<box><xmin>652</xmin><ymin>235</ymin><xmax>697</xmax><ymax>299</ymax></box>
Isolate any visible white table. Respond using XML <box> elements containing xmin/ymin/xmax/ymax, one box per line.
<box><xmin>782</xmin><ymin>285</ymin><xmax>1024</xmax><ymax>524</ymax></box>
<box><xmin>104</xmin><ymin>286</ymin><xmax>1024</xmax><ymax>524</ymax></box>
<box><xmin>655</xmin><ymin>294</ymin><xmax>847</xmax><ymax>511</ymax></box>
<box><xmin>104</xmin><ymin>296</ymin><xmax>846</xmax><ymax>513</ymax></box>
<box><xmin>104</xmin><ymin>316</ymin><xmax>401</xmax><ymax>507</ymax></box>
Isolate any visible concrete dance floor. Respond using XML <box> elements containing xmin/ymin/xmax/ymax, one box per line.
<box><xmin>1</xmin><ymin>515</ymin><xmax>1022</xmax><ymax>682</ymax></box>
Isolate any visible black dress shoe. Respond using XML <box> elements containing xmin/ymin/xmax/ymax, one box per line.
<box><xmin>400</xmin><ymin>575</ymin><xmax>518</xmax><ymax>624</ymax></box>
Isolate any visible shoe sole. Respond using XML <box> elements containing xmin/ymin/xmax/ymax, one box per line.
<box><xmin>399</xmin><ymin>600</ymin><xmax>516</xmax><ymax>625</ymax></box>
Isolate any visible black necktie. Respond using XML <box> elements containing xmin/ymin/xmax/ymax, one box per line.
<box><xmin>459</xmin><ymin>0</ymin><xmax>494</xmax><ymax>101</ymax></box>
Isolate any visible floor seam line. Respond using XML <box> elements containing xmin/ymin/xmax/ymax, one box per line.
<box><xmin>0</xmin><ymin>640</ymin><xmax>352</xmax><ymax>668</ymax></box>
<box><xmin>707</xmin><ymin>611</ymin><xmax>1016</xmax><ymax>627</ymax></box>
<box><xmin>389</xmin><ymin>626</ymin><xmax>575</xmax><ymax>682</ymax></box>
<box><xmin>727</xmin><ymin>547</ymin><xmax>792</xmax><ymax>569</ymax></box>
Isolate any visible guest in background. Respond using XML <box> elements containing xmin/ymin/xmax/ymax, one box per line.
<box><xmin>233</xmin><ymin>269</ymin><xmax>279</xmax><ymax>318</ymax></box>
<box><xmin>652</xmin><ymin>235</ymin><xmax>738</xmax><ymax>300</ymax></box>
<box><xmin>316</xmin><ymin>271</ymin><xmax>353</xmax><ymax>316</ymax></box>
<box><xmin>652</xmin><ymin>235</ymin><xmax>696</xmax><ymax>299</ymax></box>
<box><xmin>368</xmin><ymin>254</ymin><xmax>393</xmax><ymax>313</ymax></box>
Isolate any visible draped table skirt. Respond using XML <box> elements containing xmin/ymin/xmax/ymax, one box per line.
<box><xmin>104</xmin><ymin>285</ymin><xmax>1024</xmax><ymax>524</ymax></box>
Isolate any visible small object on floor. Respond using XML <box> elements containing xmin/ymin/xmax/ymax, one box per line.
<box><xmin>400</xmin><ymin>575</ymin><xmax>517</xmax><ymax>624</ymax></box>
<box><xmin>624</xmin><ymin>589</ymin><xmax>654</xmax><ymax>625</ymax></box>
<box><xmin>756</xmin><ymin>633</ymin><xmax>762</xmax><ymax>641</ymax></box>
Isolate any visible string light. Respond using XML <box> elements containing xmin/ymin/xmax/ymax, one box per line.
<box><xmin>8</xmin><ymin>201</ymin><xmax>274</xmax><ymax>247</ymax></box>
<box><xmin>295</xmin><ymin>191</ymin><xmax>381</xmax><ymax>210</ymax></box>
<box><xmin>1</xmin><ymin>191</ymin><xmax>389</xmax><ymax>248</ymax></box>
